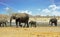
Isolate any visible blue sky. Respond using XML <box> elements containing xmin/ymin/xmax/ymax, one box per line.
<box><xmin>0</xmin><ymin>0</ymin><xmax>60</xmax><ymax>16</ymax></box>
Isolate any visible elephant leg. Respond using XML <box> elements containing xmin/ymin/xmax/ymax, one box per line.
<box><xmin>31</xmin><ymin>24</ymin><xmax>32</xmax><ymax>27</ymax></box>
<box><xmin>31</xmin><ymin>23</ymin><xmax>34</xmax><ymax>27</ymax></box>
<box><xmin>19</xmin><ymin>22</ymin><xmax>22</xmax><ymax>27</ymax></box>
<box><xmin>2</xmin><ymin>23</ymin><xmax>4</xmax><ymax>27</ymax></box>
<box><xmin>27</xmin><ymin>22</ymin><xmax>29</xmax><ymax>28</ymax></box>
<box><xmin>51</xmin><ymin>22</ymin><xmax>53</xmax><ymax>26</ymax></box>
<box><xmin>2</xmin><ymin>24</ymin><xmax>4</xmax><ymax>27</ymax></box>
<box><xmin>23</xmin><ymin>23</ymin><xmax>26</xmax><ymax>27</ymax></box>
<box><xmin>32</xmin><ymin>24</ymin><xmax>36</xmax><ymax>27</ymax></box>
<box><xmin>54</xmin><ymin>22</ymin><xmax>57</xmax><ymax>26</ymax></box>
<box><xmin>5</xmin><ymin>23</ymin><xmax>7</xmax><ymax>27</ymax></box>
<box><xmin>0</xmin><ymin>24</ymin><xmax>1</xmax><ymax>27</ymax></box>
<box><xmin>35</xmin><ymin>23</ymin><xmax>36</xmax><ymax>27</ymax></box>
<box><xmin>16</xmin><ymin>20</ymin><xmax>18</xmax><ymax>28</ymax></box>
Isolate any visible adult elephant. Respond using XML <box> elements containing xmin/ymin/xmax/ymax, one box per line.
<box><xmin>10</xmin><ymin>13</ymin><xmax>29</xmax><ymax>27</ymax></box>
<box><xmin>49</xmin><ymin>18</ymin><xmax>57</xmax><ymax>26</ymax></box>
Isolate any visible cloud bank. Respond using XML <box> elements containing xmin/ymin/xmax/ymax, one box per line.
<box><xmin>5</xmin><ymin>4</ymin><xmax>60</xmax><ymax>16</ymax></box>
<box><xmin>18</xmin><ymin>10</ymin><xmax>32</xmax><ymax>15</ymax></box>
<box><xmin>40</xmin><ymin>4</ymin><xmax>60</xmax><ymax>16</ymax></box>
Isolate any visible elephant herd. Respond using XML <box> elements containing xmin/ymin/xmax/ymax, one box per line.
<box><xmin>0</xmin><ymin>13</ymin><xmax>58</xmax><ymax>27</ymax></box>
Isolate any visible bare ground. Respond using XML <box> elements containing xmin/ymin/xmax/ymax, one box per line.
<box><xmin>0</xmin><ymin>27</ymin><xmax>60</xmax><ymax>37</ymax></box>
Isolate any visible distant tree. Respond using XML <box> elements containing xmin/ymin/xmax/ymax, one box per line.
<box><xmin>5</xmin><ymin>7</ymin><xmax>15</xmax><ymax>15</ymax></box>
<box><xmin>46</xmin><ymin>15</ymin><xmax>50</xmax><ymax>18</ymax></box>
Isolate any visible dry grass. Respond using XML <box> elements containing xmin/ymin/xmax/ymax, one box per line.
<box><xmin>0</xmin><ymin>27</ymin><xmax>60</xmax><ymax>37</ymax></box>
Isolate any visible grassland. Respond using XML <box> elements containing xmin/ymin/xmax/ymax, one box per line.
<box><xmin>0</xmin><ymin>15</ymin><xmax>60</xmax><ymax>37</ymax></box>
<box><xmin>0</xmin><ymin>27</ymin><xmax>60</xmax><ymax>37</ymax></box>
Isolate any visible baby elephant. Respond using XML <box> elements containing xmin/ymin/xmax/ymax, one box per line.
<box><xmin>29</xmin><ymin>21</ymin><xmax>36</xmax><ymax>27</ymax></box>
<box><xmin>0</xmin><ymin>19</ymin><xmax>7</xmax><ymax>27</ymax></box>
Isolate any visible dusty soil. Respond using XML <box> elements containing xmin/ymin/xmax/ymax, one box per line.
<box><xmin>0</xmin><ymin>27</ymin><xmax>60</xmax><ymax>37</ymax></box>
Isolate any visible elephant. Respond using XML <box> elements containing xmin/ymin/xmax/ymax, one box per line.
<box><xmin>49</xmin><ymin>18</ymin><xmax>57</xmax><ymax>26</ymax></box>
<box><xmin>0</xmin><ymin>19</ymin><xmax>7</xmax><ymax>27</ymax></box>
<box><xmin>29</xmin><ymin>21</ymin><xmax>36</xmax><ymax>27</ymax></box>
<box><xmin>10</xmin><ymin>13</ymin><xmax>29</xmax><ymax>27</ymax></box>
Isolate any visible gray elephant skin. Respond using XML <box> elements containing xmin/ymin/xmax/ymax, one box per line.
<box><xmin>0</xmin><ymin>19</ymin><xmax>7</xmax><ymax>27</ymax></box>
<box><xmin>49</xmin><ymin>18</ymin><xmax>57</xmax><ymax>26</ymax></box>
<box><xmin>29</xmin><ymin>21</ymin><xmax>36</xmax><ymax>27</ymax></box>
<box><xmin>10</xmin><ymin>13</ymin><xmax>29</xmax><ymax>27</ymax></box>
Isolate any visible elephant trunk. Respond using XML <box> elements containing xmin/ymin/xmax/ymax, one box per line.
<box><xmin>10</xmin><ymin>17</ymin><xmax>12</xmax><ymax>26</ymax></box>
<box><xmin>49</xmin><ymin>21</ymin><xmax>51</xmax><ymax>25</ymax></box>
<box><xmin>49</xmin><ymin>19</ymin><xmax>52</xmax><ymax>25</ymax></box>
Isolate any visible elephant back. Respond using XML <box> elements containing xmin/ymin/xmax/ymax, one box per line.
<box><xmin>16</xmin><ymin>13</ymin><xmax>28</xmax><ymax>17</ymax></box>
<box><xmin>50</xmin><ymin>18</ymin><xmax>57</xmax><ymax>23</ymax></box>
<box><xmin>0</xmin><ymin>19</ymin><xmax>7</xmax><ymax>23</ymax></box>
<box><xmin>29</xmin><ymin>21</ymin><xmax>36</xmax><ymax>24</ymax></box>
<box><xmin>15</xmin><ymin>13</ymin><xmax>29</xmax><ymax>19</ymax></box>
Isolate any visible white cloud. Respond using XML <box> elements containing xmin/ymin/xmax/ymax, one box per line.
<box><xmin>40</xmin><ymin>14</ymin><xmax>47</xmax><ymax>16</ymax></box>
<box><xmin>4</xmin><ymin>7</ymin><xmax>10</xmax><ymax>11</ymax></box>
<box><xmin>4</xmin><ymin>4</ymin><xmax>60</xmax><ymax>16</ymax></box>
<box><xmin>4</xmin><ymin>7</ymin><xmax>15</xmax><ymax>15</ymax></box>
<box><xmin>41</xmin><ymin>8</ymin><xmax>50</xmax><ymax>13</ymax></box>
<box><xmin>56</xmin><ymin>6</ymin><xmax>60</xmax><ymax>9</ymax></box>
<box><xmin>48</xmin><ymin>4</ymin><xmax>60</xmax><ymax>16</ymax></box>
<box><xmin>17</xmin><ymin>10</ymin><xmax>32</xmax><ymax>15</ymax></box>
<box><xmin>18</xmin><ymin>10</ymin><xmax>20</xmax><ymax>12</ymax></box>
<box><xmin>52</xmin><ymin>11</ymin><xmax>60</xmax><ymax>16</ymax></box>
<box><xmin>49</xmin><ymin>4</ymin><xmax>57</xmax><ymax>11</ymax></box>
<box><xmin>49</xmin><ymin>4</ymin><xmax>60</xmax><ymax>11</ymax></box>
<box><xmin>40</xmin><ymin>4</ymin><xmax>60</xmax><ymax>16</ymax></box>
